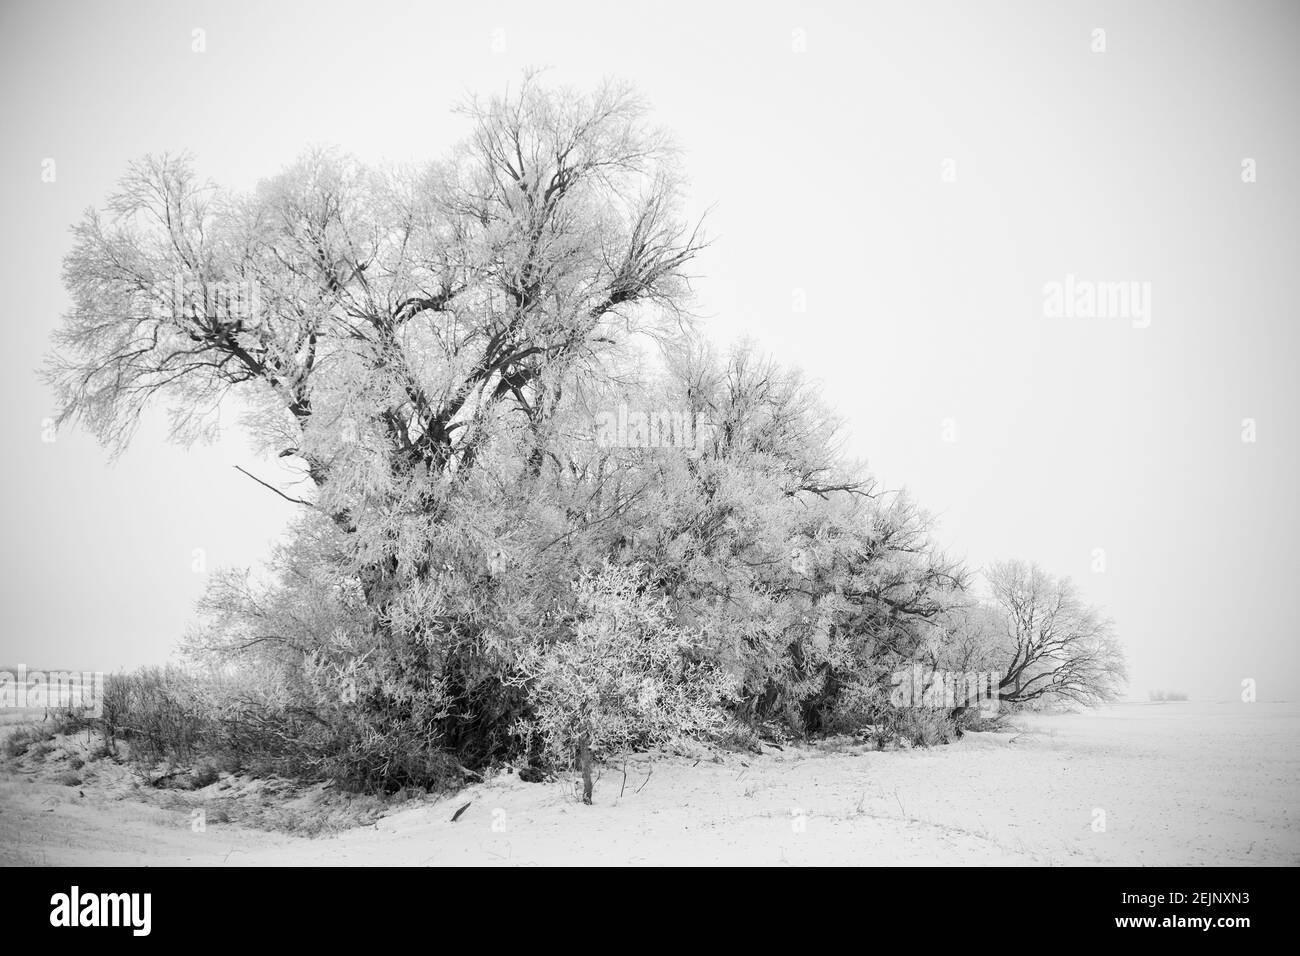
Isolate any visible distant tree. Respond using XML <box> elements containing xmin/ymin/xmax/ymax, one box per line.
<box><xmin>1149</xmin><ymin>689</ymin><xmax>1188</xmax><ymax>702</ymax></box>
<box><xmin>984</xmin><ymin>560</ymin><xmax>1125</xmax><ymax>707</ymax></box>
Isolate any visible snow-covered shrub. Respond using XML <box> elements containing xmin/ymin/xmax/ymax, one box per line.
<box><xmin>513</xmin><ymin>563</ymin><xmax>737</xmax><ymax>783</ymax></box>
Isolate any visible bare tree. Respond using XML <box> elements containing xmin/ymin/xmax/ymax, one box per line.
<box><xmin>985</xmin><ymin>560</ymin><xmax>1125</xmax><ymax>707</ymax></box>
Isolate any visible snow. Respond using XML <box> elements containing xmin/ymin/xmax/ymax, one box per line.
<box><xmin>2</xmin><ymin>701</ymin><xmax>1295</xmax><ymax>866</ymax></box>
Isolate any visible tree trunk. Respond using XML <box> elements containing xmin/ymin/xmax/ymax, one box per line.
<box><xmin>948</xmin><ymin>705</ymin><xmax>967</xmax><ymax>738</ymax></box>
<box><xmin>577</xmin><ymin>731</ymin><xmax>594</xmax><ymax>805</ymax></box>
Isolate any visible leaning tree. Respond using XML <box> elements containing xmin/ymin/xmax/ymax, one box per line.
<box><xmin>984</xmin><ymin>560</ymin><xmax>1126</xmax><ymax>707</ymax></box>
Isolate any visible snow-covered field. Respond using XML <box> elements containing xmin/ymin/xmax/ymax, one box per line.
<box><xmin>2</xmin><ymin>701</ymin><xmax>1296</xmax><ymax>866</ymax></box>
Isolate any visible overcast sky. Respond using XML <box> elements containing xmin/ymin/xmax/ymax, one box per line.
<box><xmin>1</xmin><ymin>0</ymin><xmax>1296</xmax><ymax>701</ymax></box>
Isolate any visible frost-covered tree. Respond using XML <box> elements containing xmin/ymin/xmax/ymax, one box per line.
<box><xmin>50</xmin><ymin>69</ymin><xmax>703</xmax><ymax>553</ymax></box>
<box><xmin>48</xmin><ymin>75</ymin><xmax>979</xmax><ymax>787</ymax></box>
<box><xmin>984</xmin><ymin>560</ymin><xmax>1126</xmax><ymax>707</ymax></box>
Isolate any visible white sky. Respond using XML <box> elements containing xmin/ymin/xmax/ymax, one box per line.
<box><xmin>1</xmin><ymin>0</ymin><xmax>1297</xmax><ymax>701</ymax></box>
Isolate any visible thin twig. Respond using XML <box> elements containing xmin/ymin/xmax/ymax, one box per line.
<box><xmin>233</xmin><ymin>465</ymin><xmax>314</xmax><ymax>507</ymax></box>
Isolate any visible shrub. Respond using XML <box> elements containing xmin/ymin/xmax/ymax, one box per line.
<box><xmin>890</xmin><ymin>707</ymin><xmax>958</xmax><ymax>747</ymax></box>
<box><xmin>3</xmin><ymin>724</ymin><xmax>55</xmax><ymax>760</ymax></box>
<box><xmin>99</xmin><ymin>667</ymin><xmax>215</xmax><ymax>765</ymax></box>
<box><xmin>512</xmin><ymin>564</ymin><xmax>737</xmax><ymax>800</ymax></box>
<box><xmin>86</xmin><ymin>660</ymin><xmax>461</xmax><ymax>794</ymax></box>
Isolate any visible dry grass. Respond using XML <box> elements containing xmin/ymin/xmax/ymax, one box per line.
<box><xmin>1</xmin><ymin>720</ymin><xmax>428</xmax><ymax>837</ymax></box>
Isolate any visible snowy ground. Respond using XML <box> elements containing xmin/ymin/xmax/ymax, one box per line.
<box><xmin>1</xmin><ymin>701</ymin><xmax>1296</xmax><ymax>866</ymax></box>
